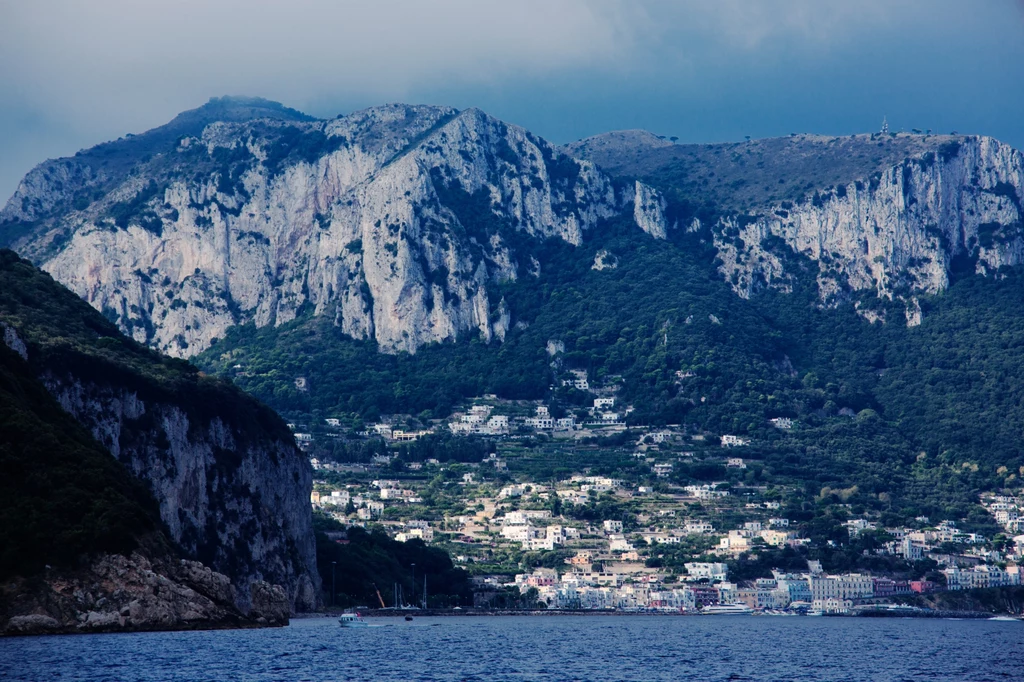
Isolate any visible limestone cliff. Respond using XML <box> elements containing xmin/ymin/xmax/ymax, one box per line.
<box><xmin>711</xmin><ymin>136</ymin><xmax>1024</xmax><ymax>321</ymax></box>
<box><xmin>0</xmin><ymin>250</ymin><xmax>319</xmax><ymax>615</ymax></box>
<box><xmin>3</xmin><ymin>99</ymin><xmax>668</xmax><ymax>357</ymax></box>
<box><xmin>2</xmin><ymin>551</ymin><xmax>289</xmax><ymax>636</ymax></box>
<box><xmin>39</xmin><ymin>372</ymin><xmax>319</xmax><ymax>613</ymax></box>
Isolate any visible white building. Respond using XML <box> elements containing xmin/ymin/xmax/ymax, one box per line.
<box><xmin>808</xmin><ymin>574</ymin><xmax>874</xmax><ymax>601</ymax></box>
<box><xmin>685</xmin><ymin>562</ymin><xmax>728</xmax><ymax>582</ymax></box>
<box><xmin>608</xmin><ymin>534</ymin><xmax>634</xmax><ymax>552</ymax></box>
<box><xmin>603</xmin><ymin>520</ymin><xmax>624</xmax><ymax>533</ymax></box>
<box><xmin>653</xmin><ymin>463</ymin><xmax>674</xmax><ymax>478</ymax></box>
<box><xmin>487</xmin><ymin>415</ymin><xmax>509</xmax><ymax>431</ymax></box>
<box><xmin>567</xmin><ymin>370</ymin><xmax>589</xmax><ymax>391</ymax></box>
<box><xmin>846</xmin><ymin>519</ymin><xmax>877</xmax><ymax>537</ymax></box>
<box><xmin>684</xmin><ymin>520</ymin><xmax>716</xmax><ymax>534</ymax></box>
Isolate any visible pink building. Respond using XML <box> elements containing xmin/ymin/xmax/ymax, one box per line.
<box><xmin>909</xmin><ymin>580</ymin><xmax>938</xmax><ymax>594</ymax></box>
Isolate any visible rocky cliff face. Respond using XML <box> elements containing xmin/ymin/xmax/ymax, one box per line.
<box><xmin>39</xmin><ymin>373</ymin><xmax>319</xmax><ymax>613</ymax></box>
<box><xmin>2</xmin><ymin>551</ymin><xmax>289</xmax><ymax>636</ymax></box>
<box><xmin>711</xmin><ymin>136</ymin><xmax>1024</xmax><ymax>322</ymax></box>
<box><xmin>7</xmin><ymin>101</ymin><xmax>1022</xmax><ymax>349</ymax></box>
<box><xmin>3</xmin><ymin>100</ymin><xmax>667</xmax><ymax>357</ymax></box>
<box><xmin>0</xmin><ymin>250</ymin><xmax>319</xmax><ymax>615</ymax></box>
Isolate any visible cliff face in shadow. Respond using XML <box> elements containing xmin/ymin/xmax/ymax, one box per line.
<box><xmin>0</xmin><ymin>250</ymin><xmax>319</xmax><ymax>621</ymax></box>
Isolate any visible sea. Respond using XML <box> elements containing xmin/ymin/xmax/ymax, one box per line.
<box><xmin>1</xmin><ymin>615</ymin><xmax>1020</xmax><ymax>681</ymax></box>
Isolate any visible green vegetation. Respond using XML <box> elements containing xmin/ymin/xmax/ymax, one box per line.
<box><xmin>895</xmin><ymin>585</ymin><xmax>1024</xmax><ymax>613</ymax></box>
<box><xmin>0</xmin><ymin>249</ymin><xmax>302</xmax><ymax>585</ymax></box>
<box><xmin>198</xmin><ymin>207</ymin><xmax>1024</xmax><ymax>530</ymax></box>
<box><xmin>0</xmin><ymin>339</ymin><xmax>162</xmax><ymax>580</ymax></box>
<box><xmin>314</xmin><ymin>513</ymin><xmax>471</xmax><ymax>608</ymax></box>
<box><xmin>572</xmin><ymin>132</ymin><xmax>964</xmax><ymax>215</ymax></box>
<box><xmin>0</xmin><ymin>250</ymin><xmax>292</xmax><ymax>447</ymax></box>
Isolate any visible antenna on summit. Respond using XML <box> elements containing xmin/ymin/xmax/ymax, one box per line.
<box><xmin>880</xmin><ymin>116</ymin><xmax>889</xmax><ymax>135</ymax></box>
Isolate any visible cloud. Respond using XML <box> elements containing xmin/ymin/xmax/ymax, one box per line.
<box><xmin>0</xmin><ymin>1</ymin><xmax>632</xmax><ymax>125</ymax></box>
<box><xmin>0</xmin><ymin>0</ymin><xmax>931</xmax><ymax>128</ymax></box>
<box><xmin>1</xmin><ymin>0</ymin><xmax>1022</xmax><ymax>201</ymax></box>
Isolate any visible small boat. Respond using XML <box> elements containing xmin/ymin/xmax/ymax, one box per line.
<box><xmin>701</xmin><ymin>603</ymin><xmax>754</xmax><ymax>616</ymax></box>
<box><xmin>338</xmin><ymin>612</ymin><xmax>369</xmax><ymax>628</ymax></box>
<box><xmin>805</xmin><ymin>609</ymin><xmax>824</xmax><ymax>617</ymax></box>
<box><xmin>404</xmin><ymin>615</ymin><xmax>413</xmax><ymax>622</ymax></box>
<box><xmin>987</xmin><ymin>616</ymin><xmax>1020</xmax><ymax>622</ymax></box>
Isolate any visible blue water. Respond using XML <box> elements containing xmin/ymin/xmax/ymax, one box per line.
<box><xmin>1</xmin><ymin>615</ymin><xmax>1021</xmax><ymax>681</ymax></box>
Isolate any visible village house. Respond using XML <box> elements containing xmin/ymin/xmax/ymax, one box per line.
<box><xmin>685</xmin><ymin>562</ymin><xmax>729</xmax><ymax>582</ymax></box>
<box><xmin>684</xmin><ymin>520</ymin><xmax>716</xmax><ymax>534</ymax></box>
<box><xmin>653</xmin><ymin>463</ymin><xmax>674</xmax><ymax>478</ymax></box>
<box><xmin>603</xmin><ymin>520</ymin><xmax>624</xmax><ymax>533</ymax></box>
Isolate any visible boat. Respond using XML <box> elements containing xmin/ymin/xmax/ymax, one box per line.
<box><xmin>805</xmin><ymin>609</ymin><xmax>824</xmax><ymax>617</ymax></box>
<box><xmin>987</xmin><ymin>616</ymin><xmax>1020</xmax><ymax>622</ymax></box>
<box><xmin>701</xmin><ymin>603</ymin><xmax>754</xmax><ymax>615</ymax></box>
<box><xmin>338</xmin><ymin>612</ymin><xmax>370</xmax><ymax>628</ymax></box>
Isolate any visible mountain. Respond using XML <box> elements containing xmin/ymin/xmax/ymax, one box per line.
<box><xmin>0</xmin><ymin>250</ymin><xmax>319</xmax><ymax>630</ymax></box>
<box><xmin>1</xmin><ymin>99</ymin><xmax>668</xmax><ymax>357</ymax></box>
<box><xmin>572</xmin><ymin>131</ymin><xmax>1024</xmax><ymax>320</ymax></box>
<box><xmin>1</xmin><ymin>327</ymin><xmax>291</xmax><ymax>635</ymax></box>
<box><xmin>4</xmin><ymin>98</ymin><xmax>1024</xmax><ymax>528</ymax></box>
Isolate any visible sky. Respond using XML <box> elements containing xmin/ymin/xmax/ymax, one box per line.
<box><xmin>2</xmin><ymin>0</ymin><xmax>1024</xmax><ymax>202</ymax></box>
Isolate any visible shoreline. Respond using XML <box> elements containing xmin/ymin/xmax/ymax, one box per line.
<box><xmin>299</xmin><ymin>607</ymin><xmax>1017</xmax><ymax>620</ymax></box>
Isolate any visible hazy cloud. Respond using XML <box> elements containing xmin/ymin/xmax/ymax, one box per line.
<box><xmin>2</xmin><ymin>0</ymin><xmax>1023</xmax><ymax>200</ymax></box>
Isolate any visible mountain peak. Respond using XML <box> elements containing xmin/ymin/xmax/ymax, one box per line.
<box><xmin>165</xmin><ymin>96</ymin><xmax>317</xmax><ymax>131</ymax></box>
<box><xmin>563</xmin><ymin>129</ymin><xmax>674</xmax><ymax>165</ymax></box>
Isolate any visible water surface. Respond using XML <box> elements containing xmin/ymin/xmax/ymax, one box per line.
<box><xmin>1</xmin><ymin>615</ymin><xmax>1020</xmax><ymax>681</ymax></box>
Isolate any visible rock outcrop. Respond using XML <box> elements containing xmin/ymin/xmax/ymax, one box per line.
<box><xmin>0</xmin><ymin>249</ymin><xmax>319</xmax><ymax>615</ymax></box>
<box><xmin>1</xmin><ymin>551</ymin><xmax>289</xmax><ymax>636</ymax></box>
<box><xmin>3</xmin><ymin>100</ymin><xmax>667</xmax><ymax>357</ymax></box>
<box><xmin>711</xmin><ymin>136</ymin><xmax>1024</xmax><ymax>319</ymax></box>
<box><xmin>6</xmin><ymin>100</ymin><xmax>1020</xmax><ymax>347</ymax></box>
<box><xmin>40</xmin><ymin>373</ymin><xmax>319</xmax><ymax>613</ymax></box>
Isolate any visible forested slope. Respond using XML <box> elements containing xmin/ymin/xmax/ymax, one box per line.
<box><xmin>199</xmin><ymin>214</ymin><xmax>1024</xmax><ymax>529</ymax></box>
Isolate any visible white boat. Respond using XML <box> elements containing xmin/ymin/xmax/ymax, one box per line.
<box><xmin>987</xmin><ymin>616</ymin><xmax>1021</xmax><ymax>622</ymax></box>
<box><xmin>338</xmin><ymin>612</ymin><xmax>370</xmax><ymax>628</ymax></box>
<box><xmin>702</xmin><ymin>603</ymin><xmax>754</xmax><ymax>615</ymax></box>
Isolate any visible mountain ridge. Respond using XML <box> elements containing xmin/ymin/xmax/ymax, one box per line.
<box><xmin>4</xmin><ymin>99</ymin><xmax>1022</xmax><ymax>361</ymax></box>
<box><xmin>3</xmin><ymin>100</ymin><xmax>670</xmax><ymax>357</ymax></box>
<box><xmin>5</xmin><ymin>97</ymin><xmax>1024</xmax><ymax>532</ymax></box>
